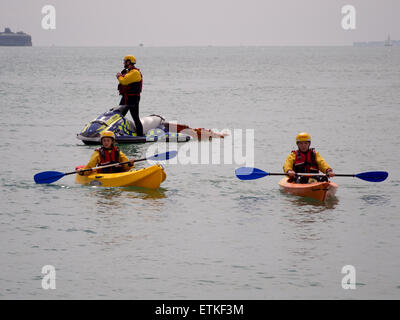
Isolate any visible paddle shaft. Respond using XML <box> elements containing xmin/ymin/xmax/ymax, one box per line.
<box><xmin>296</xmin><ymin>173</ymin><xmax>355</xmax><ymax>177</ymax></box>
<box><xmin>65</xmin><ymin>157</ymin><xmax>147</xmax><ymax>176</ymax></box>
<box><xmin>332</xmin><ymin>174</ymin><xmax>354</xmax><ymax>177</ymax></box>
<box><xmin>264</xmin><ymin>172</ymin><xmax>385</xmax><ymax>182</ymax></box>
<box><xmin>270</xmin><ymin>173</ymin><xmax>363</xmax><ymax>178</ymax></box>
<box><xmin>267</xmin><ymin>172</ymin><xmax>329</xmax><ymax>177</ymax></box>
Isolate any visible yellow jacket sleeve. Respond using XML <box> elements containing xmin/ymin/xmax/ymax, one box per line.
<box><xmin>315</xmin><ymin>152</ymin><xmax>332</xmax><ymax>174</ymax></box>
<box><xmin>80</xmin><ymin>151</ymin><xmax>101</xmax><ymax>175</ymax></box>
<box><xmin>283</xmin><ymin>152</ymin><xmax>296</xmax><ymax>173</ymax></box>
<box><xmin>119</xmin><ymin>150</ymin><xmax>134</xmax><ymax>171</ymax></box>
<box><xmin>85</xmin><ymin>151</ymin><xmax>101</xmax><ymax>169</ymax></box>
<box><xmin>118</xmin><ymin>69</ymin><xmax>141</xmax><ymax>85</ymax></box>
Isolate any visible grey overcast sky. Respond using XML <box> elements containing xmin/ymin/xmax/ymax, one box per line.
<box><xmin>0</xmin><ymin>0</ymin><xmax>399</xmax><ymax>46</ymax></box>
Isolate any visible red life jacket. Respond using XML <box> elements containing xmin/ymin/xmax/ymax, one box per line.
<box><xmin>95</xmin><ymin>146</ymin><xmax>122</xmax><ymax>173</ymax></box>
<box><xmin>292</xmin><ymin>148</ymin><xmax>319</xmax><ymax>173</ymax></box>
<box><xmin>118</xmin><ymin>67</ymin><xmax>143</xmax><ymax>101</ymax></box>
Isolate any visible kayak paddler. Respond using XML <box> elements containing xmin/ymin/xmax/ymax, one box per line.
<box><xmin>79</xmin><ymin>131</ymin><xmax>135</xmax><ymax>175</ymax></box>
<box><xmin>116</xmin><ymin>55</ymin><xmax>144</xmax><ymax>137</ymax></box>
<box><xmin>283</xmin><ymin>132</ymin><xmax>335</xmax><ymax>183</ymax></box>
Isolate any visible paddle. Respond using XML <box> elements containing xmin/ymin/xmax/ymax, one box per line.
<box><xmin>34</xmin><ymin>150</ymin><xmax>178</xmax><ymax>184</ymax></box>
<box><xmin>235</xmin><ymin>167</ymin><xmax>388</xmax><ymax>183</ymax></box>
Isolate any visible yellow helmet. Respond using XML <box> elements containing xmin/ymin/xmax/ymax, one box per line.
<box><xmin>124</xmin><ymin>55</ymin><xmax>136</xmax><ymax>64</ymax></box>
<box><xmin>296</xmin><ymin>132</ymin><xmax>311</xmax><ymax>142</ymax></box>
<box><xmin>100</xmin><ymin>131</ymin><xmax>115</xmax><ymax>140</ymax></box>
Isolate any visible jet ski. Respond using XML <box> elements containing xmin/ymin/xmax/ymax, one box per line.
<box><xmin>77</xmin><ymin>105</ymin><xmax>191</xmax><ymax>145</ymax></box>
<box><xmin>77</xmin><ymin>105</ymin><xmax>229</xmax><ymax>145</ymax></box>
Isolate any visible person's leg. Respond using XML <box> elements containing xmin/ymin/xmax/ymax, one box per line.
<box><xmin>296</xmin><ymin>176</ymin><xmax>309</xmax><ymax>184</ymax></box>
<box><xmin>129</xmin><ymin>96</ymin><xmax>144</xmax><ymax>136</ymax></box>
<box><xmin>119</xmin><ymin>92</ymin><xmax>128</xmax><ymax>106</ymax></box>
<box><xmin>119</xmin><ymin>103</ymin><xmax>129</xmax><ymax>117</ymax></box>
<box><xmin>315</xmin><ymin>175</ymin><xmax>329</xmax><ymax>182</ymax></box>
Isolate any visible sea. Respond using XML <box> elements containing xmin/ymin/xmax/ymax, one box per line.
<box><xmin>0</xmin><ymin>46</ymin><xmax>399</xmax><ymax>299</ymax></box>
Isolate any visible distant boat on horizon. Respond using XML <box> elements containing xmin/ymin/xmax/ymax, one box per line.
<box><xmin>0</xmin><ymin>27</ymin><xmax>32</xmax><ymax>46</ymax></box>
<box><xmin>353</xmin><ymin>35</ymin><xmax>398</xmax><ymax>47</ymax></box>
<box><xmin>384</xmin><ymin>34</ymin><xmax>392</xmax><ymax>46</ymax></box>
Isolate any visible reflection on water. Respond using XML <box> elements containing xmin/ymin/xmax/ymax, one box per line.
<box><xmin>78</xmin><ymin>185</ymin><xmax>167</xmax><ymax>215</ymax></box>
<box><xmin>360</xmin><ymin>194</ymin><xmax>391</xmax><ymax>206</ymax></box>
<box><xmin>89</xmin><ymin>186</ymin><xmax>166</xmax><ymax>201</ymax></box>
<box><xmin>285</xmin><ymin>210</ymin><xmax>334</xmax><ymax>239</ymax></box>
<box><xmin>91</xmin><ymin>188</ymin><xmax>125</xmax><ymax>209</ymax></box>
<box><xmin>235</xmin><ymin>194</ymin><xmax>273</xmax><ymax>214</ymax></box>
<box><xmin>81</xmin><ymin>186</ymin><xmax>168</xmax><ymax>248</ymax></box>
<box><xmin>284</xmin><ymin>194</ymin><xmax>339</xmax><ymax>213</ymax></box>
<box><xmin>282</xmin><ymin>193</ymin><xmax>339</xmax><ymax>243</ymax></box>
<box><xmin>123</xmin><ymin>186</ymin><xmax>167</xmax><ymax>200</ymax></box>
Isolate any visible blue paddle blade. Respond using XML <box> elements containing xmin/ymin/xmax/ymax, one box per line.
<box><xmin>355</xmin><ymin>171</ymin><xmax>388</xmax><ymax>182</ymax></box>
<box><xmin>235</xmin><ymin>167</ymin><xmax>269</xmax><ymax>180</ymax></box>
<box><xmin>34</xmin><ymin>171</ymin><xmax>65</xmax><ymax>184</ymax></box>
<box><xmin>147</xmin><ymin>150</ymin><xmax>178</xmax><ymax>161</ymax></box>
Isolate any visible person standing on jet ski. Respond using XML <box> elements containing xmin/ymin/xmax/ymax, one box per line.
<box><xmin>116</xmin><ymin>55</ymin><xmax>144</xmax><ymax>137</ymax></box>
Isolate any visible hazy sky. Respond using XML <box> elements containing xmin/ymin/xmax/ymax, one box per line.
<box><xmin>1</xmin><ymin>0</ymin><xmax>399</xmax><ymax>46</ymax></box>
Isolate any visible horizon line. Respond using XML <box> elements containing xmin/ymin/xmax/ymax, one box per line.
<box><xmin>4</xmin><ymin>44</ymin><xmax>362</xmax><ymax>48</ymax></box>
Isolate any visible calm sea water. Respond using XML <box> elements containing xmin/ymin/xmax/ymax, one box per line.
<box><xmin>0</xmin><ymin>46</ymin><xmax>399</xmax><ymax>299</ymax></box>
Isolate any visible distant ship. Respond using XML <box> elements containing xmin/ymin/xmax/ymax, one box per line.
<box><xmin>0</xmin><ymin>27</ymin><xmax>32</xmax><ymax>46</ymax></box>
<box><xmin>354</xmin><ymin>35</ymin><xmax>399</xmax><ymax>47</ymax></box>
<box><xmin>384</xmin><ymin>34</ymin><xmax>392</xmax><ymax>47</ymax></box>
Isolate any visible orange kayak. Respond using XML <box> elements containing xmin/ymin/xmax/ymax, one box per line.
<box><xmin>278</xmin><ymin>177</ymin><xmax>338</xmax><ymax>202</ymax></box>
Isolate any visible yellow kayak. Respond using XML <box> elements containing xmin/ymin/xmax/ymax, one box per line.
<box><xmin>75</xmin><ymin>164</ymin><xmax>166</xmax><ymax>189</ymax></box>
